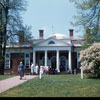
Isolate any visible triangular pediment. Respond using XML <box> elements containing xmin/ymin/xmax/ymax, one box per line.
<box><xmin>35</xmin><ymin>37</ymin><xmax>71</xmax><ymax>47</ymax></box>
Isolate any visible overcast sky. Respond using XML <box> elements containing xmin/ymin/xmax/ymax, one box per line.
<box><xmin>22</xmin><ymin>0</ymin><xmax>83</xmax><ymax>39</ymax></box>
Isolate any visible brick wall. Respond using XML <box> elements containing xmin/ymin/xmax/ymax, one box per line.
<box><xmin>4</xmin><ymin>53</ymin><xmax>33</xmax><ymax>75</ymax></box>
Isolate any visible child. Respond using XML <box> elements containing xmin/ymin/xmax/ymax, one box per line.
<box><xmin>46</xmin><ymin>66</ymin><xmax>49</xmax><ymax>75</ymax></box>
<box><xmin>36</xmin><ymin>64</ymin><xmax>39</xmax><ymax>75</ymax></box>
<box><xmin>31</xmin><ymin>63</ymin><xmax>34</xmax><ymax>75</ymax></box>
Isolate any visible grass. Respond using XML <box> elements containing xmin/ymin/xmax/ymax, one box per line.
<box><xmin>0</xmin><ymin>74</ymin><xmax>100</xmax><ymax>97</ymax></box>
<box><xmin>0</xmin><ymin>75</ymin><xmax>15</xmax><ymax>81</ymax></box>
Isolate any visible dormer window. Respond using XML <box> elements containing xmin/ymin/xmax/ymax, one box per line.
<box><xmin>48</xmin><ymin>41</ymin><xmax>55</xmax><ymax>44</ymax></box>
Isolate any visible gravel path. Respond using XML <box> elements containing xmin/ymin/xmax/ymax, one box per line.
<box><xmin>0</xmin><ymin>75</ymin><xmax>37</xmax><ymax>93</ymax></box>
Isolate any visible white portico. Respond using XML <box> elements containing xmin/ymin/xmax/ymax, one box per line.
<box><xmin>33</xmin><ymin>33</ymin><xmax>73</xmax><ymax>73</ymax></box>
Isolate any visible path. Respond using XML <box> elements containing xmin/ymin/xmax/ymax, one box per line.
<box><xmin>0</xmin><ymin>75</ymin><xmax>37</xmax><ymax>93</ymax></box>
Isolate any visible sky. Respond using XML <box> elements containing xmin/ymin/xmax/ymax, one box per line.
<box><xmin>22</xmin><ymin>0</ymin><xmax>83</xmax><ymax>39</ymax></box>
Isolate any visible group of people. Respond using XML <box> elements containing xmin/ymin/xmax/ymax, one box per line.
<box><xmin>30</xmin><ymin>63</ymin><xmax>49</xmax><ymax>75</ymax></box>
<box><xmin>18</xmin><ymin>62</ymin><xmax>49</xmax><ymax>80</ymax></box>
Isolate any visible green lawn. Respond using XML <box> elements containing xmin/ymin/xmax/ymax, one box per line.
<box><xmin>0</xmin><ymin>74</ymin><xmax>100</xmax><ymax>97</ymax></box>
<box><xmin>0</xmin><ymin>75</ymin><xmax>15</xmax><ymax>81</ymax></box>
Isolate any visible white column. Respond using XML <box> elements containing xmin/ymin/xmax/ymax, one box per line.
<box><xmin>57</xmin><ymin>50</ymin><xmax>60</xmax><ymax>72</ymax></box>
<box><xmin>45</xmin><ymin>50</ymin><xmax>47</xmax><ymax>68</ymax></box>
<box><xmin>77</xmin><ymin>52</ymin><xmax>79</xmax><ymax>68</ymax></box>
<box><xmin>68</xmin><ymin>50</ymin><xmax>72</xmax><ymax>73</ymax></box>
<box><xmin>33</xmin><ymin>50</ymin><xmax>36</xmax><ymax>72</ymax></box>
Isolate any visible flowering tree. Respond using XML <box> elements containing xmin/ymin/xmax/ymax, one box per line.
<box><xmin>79</xmin><ymin>43</ymin><xmax>100</xmax><ymax>77</ymax></box>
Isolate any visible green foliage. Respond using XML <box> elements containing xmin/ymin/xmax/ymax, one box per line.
<box><xmin>70</xmin><ymin>0</ymin><xmax>100</xmax><ymax>49</ymax></box>
<box><xmin>80</xmin><ymin>43</ymin><xmax>100</xmax><ymax>77</ymax></box>
<box><xmin>0</xmin><ymin>0</ymin><xmax>33</xmax><ymax>74</ymax></box>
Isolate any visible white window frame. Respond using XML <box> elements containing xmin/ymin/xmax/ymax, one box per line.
<box><xmin>25</xmin><ymin>53</ymin><xmax>30</xmax><ymax>68</ymax></box>
<box><xmin>5</xmin><ymin>53</ymin><xmax>10</xmax><ymax>69</ymax></box>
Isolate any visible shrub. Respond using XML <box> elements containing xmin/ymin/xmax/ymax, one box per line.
<box><xmin>79</xmin><ymin>43</ymin><xmax>100</xmax><ymax>77</ymax></box>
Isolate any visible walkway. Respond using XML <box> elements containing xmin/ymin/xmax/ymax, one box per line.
<box><xmin>0</xmin><ymin>75</ymin><xmax>37</xmax><ymax>93</ymax></box>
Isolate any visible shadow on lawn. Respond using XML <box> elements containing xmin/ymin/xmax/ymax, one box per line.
<box><xmin>86</xmin><ymin>75</ymin><xmax>100</xmax><ymax>79</ymax></box>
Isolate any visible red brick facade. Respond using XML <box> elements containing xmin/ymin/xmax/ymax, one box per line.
<box><xmin>4</xmin><ymin>53</ymin><xmax>33</xmax><ymax>75</ymax></box>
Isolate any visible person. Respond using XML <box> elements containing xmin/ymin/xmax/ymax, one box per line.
<box><xmin>18</xmin><ymin>62</ymin><xmax>24</xmax><ymax>80</ymax></box>
<box><xmin>40</xmin><ymin>64</ymin><xmax>44</xmax><ymax>75</ymax></box>
<box><xmin>52</xmin><ymin>67</ymin><xmax>55</xmax><ymax>74</ymax></box>
<box><xmin>30</xmin><ymin>63</ymin><xmax>34</xmax><ymax>75</ymax></box>
<box><xmin>43</xmin><ymin>66</ymin><xmax>46</xmax><ymax>75</ymax></box>
<box><xmin>46</xmin><ymin>66</ymin><xmax>49</xmax><ymax>75</ymax></box>
<box><xmin>36</xmin><ymin>64</ymin><xmax>39</xmax><ymax>75</ymax></box>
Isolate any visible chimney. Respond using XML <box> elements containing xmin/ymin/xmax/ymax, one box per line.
<box><xmin>18</xmin><ymin>31</ymin><xmax>24</xmax><ymax>44</ymax></box>
<box><xmin>69</xmin><ymin>29</ymin><xmax>74</xmax><ymax>39</ymax></box>
<box><xmin>39</xmin><ymin>30</ymin><xmax>44</xmax><ymax>39</ymax></box>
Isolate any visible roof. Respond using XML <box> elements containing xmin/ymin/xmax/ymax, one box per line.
<box><xmin>72</xmin><ymin>39</ymin><xmax>85</xmax><ymax>47</ymax></box>
<box><xmin>48</xmin><ymin>33</ymin><xmax>67</xmax><ymax>39</ymax></box>
<box><xmin>6</xmin><ymin>33</ymin><xmax>85</xmax><ymax>48</ymax></box>
<box><xmin>6</xmin><ymin>42</ymin><xmax>33</xmax><ymax>48</ymax></box>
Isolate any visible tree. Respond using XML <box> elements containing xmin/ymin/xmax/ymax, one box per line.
<box><xmin>0</xmin><ymin>0</ymin><xmax>32</xmax><ymax>74</ymax></box>
<box><xmin>79</xmin><ymin>43</ymin><xmax>100</xmax><ymax>77</ymax></box>
<box><xmin>70</xmin><ymin>0</ymin><xmax>100</xmax><ymax>44</ymax></box>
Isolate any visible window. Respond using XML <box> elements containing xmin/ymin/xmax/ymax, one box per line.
<box><xmin>26</xmin><ymin>53</ymin><xmax>29</xmax><ymax>58</ymax></box>
<box><xmin>25</xmin><ymin>53</ymin><xmax>30</xmax><ymax>68</ymax></box>
<box><xmin>6</xmin><ymin>54</ymin><xmax>10</xmax><ymax>58</ymax></box>
<box><xmin>5</xmin><ymin>53</ymin><xmax>10</xmax><ymax>69</ymax></box>
<box><xmin>25</xmin><ymin>60</ymin><xmax>30</xmax><ymax>68</ymax></box>
<box><xmin>48</xmin><ymin>41</ymin><xmax>55</xmax><ymax>44</ymax></box>
<box><xmin>5</xmin><ymin>60</ymin><xmax>10</xmax><ymax>69</ymax></box>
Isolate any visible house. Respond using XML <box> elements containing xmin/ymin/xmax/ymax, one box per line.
<box><xmin>4</xmin><ymin>29</ymin><xmax>84</xmax><ymax>75</ymax></box>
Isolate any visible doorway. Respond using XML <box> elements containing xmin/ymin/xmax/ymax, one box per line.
<box><xmin>50</xmin><ymin>56</ymin><xmax>56</xmax><ymax>74</ymax></box>
<box><xmin>51</xmin><ymin>56</ymin><xmax>56</xmax><ymax>69</ymax></box>
<box><xmin>60</xmin><ymin>56</ymin><xmax>67</xmax><ymax>72</ymax></box>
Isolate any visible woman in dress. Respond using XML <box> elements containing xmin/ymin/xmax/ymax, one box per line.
<box><xmin>35</xmin><ymin>64</ymin><xmax>39</xmax><ymax>75</ymax></box>
<box><xmin>18</xmin><ymin>62</ymin><xmax>24</xmax><ymax>80</ymax></box>
<box><xmin>31</xmin><ymin>63</ymin><xmax>34</xmax><ymax>75</ymax></box>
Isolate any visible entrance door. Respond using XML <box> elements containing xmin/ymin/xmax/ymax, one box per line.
<box><xmin>11</xmin><ymin>53</ymin><xmax>24</xmax><ymax>75</ymax></box>
<box><xmin>51</xmin><ymin>56</ymin><xmax>56</xmax><ymax>70</ymax></box>
<box><xmin>60</xmin><ymin>56</ymin><xmax>67</xmax><ymax>72</ymax></box>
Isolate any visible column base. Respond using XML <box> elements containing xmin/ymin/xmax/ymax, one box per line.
<box><xmin>57</xmin><ymin>69</ymin><xmax>60</xmax><ymax>73</ymax></box>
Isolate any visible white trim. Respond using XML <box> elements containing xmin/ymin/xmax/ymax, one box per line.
<box><xmin>35</xmin><ymin>36</ymin><xmax>71</xmax><ymax>46</ymax></box>
<box><xmin>34</xmin><ymin>47</ymin><xmax>71</xmax><ymax>51</ymax></box>
<box><xmin>6</xmin><ymin>48</ymin><xmax>32</xmax><ymax>53</ymax></box>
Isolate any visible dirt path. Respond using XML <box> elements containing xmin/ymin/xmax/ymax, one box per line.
<box><xmin>0</xmin><ymin>75</ymin><xmax>37</xmax><ymax>93</ymax></box>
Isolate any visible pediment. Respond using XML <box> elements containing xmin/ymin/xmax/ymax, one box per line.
<box><xmin>35</xmin><ymin>37</ymin><xmax>71</xmax><ymax>47</ymax></box>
